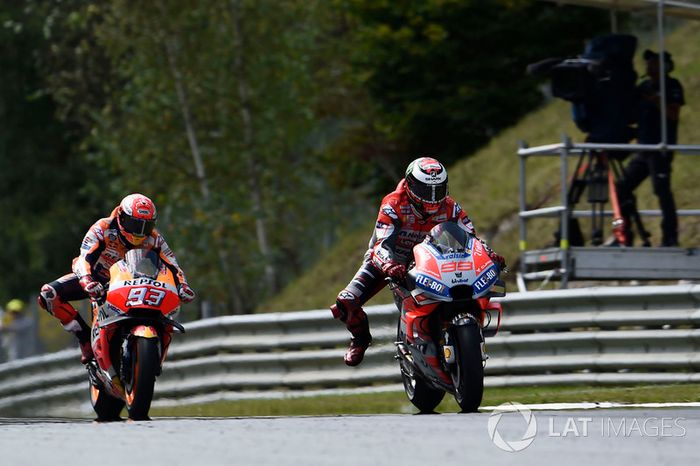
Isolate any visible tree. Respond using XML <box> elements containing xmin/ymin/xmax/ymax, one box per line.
<box><xmin>344</xmin><ymin>0</ymin><xmax>608</xmax><ymax>167</ymax></box>
<box><xmin>0</xmin><ymin>1</ymin><xmax>107</xmax><ymax>303</ymax></box>
<box><xmin>89</xmin><ymin>0</ymin><xmax>339</xmax><ymax>313</ymax></box>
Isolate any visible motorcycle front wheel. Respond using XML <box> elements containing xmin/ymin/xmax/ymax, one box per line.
<box><xmin>451</xmin><ymin>324</ymin><xmax>484</xmax><ymax>413</ymax></box>
<box><xmin>125</xmin><ymin>337</ymin><xmax>159</xmax><ymax>420</ymax></box>
<box><xmin>89</xmin><ymin>383</ymin><xmax>124</xmax><ymax>422</ymax></box>
<box><xmin>400</xmin><ymin>362</ymin><xmax>445</xmax><ymax>413</ymax></box>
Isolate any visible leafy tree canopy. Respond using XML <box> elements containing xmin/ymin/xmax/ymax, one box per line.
<box><xmin>344</xmin><ymin>0</ymin><xmax>607</xmax><ymax>168</ymax></box>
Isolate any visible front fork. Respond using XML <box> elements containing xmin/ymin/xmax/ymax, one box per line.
<box><xmin>89</xmin><ymin>323</ymin><xmax>162</xmax><ymax>399</ymax></box>
<box><xmin>121</xmin><ymin>326</ymin><xmax>162</xmax><ymax>385</ymax></box>
<box><xmin>443</xmin><ymin>315</ymin><xmax>487</xmax><ymax>369</ymax></box>
<box><xmin>394</xmin><ymin>293</ymin><xmax>488</xmax><ymax>390</ymax></box>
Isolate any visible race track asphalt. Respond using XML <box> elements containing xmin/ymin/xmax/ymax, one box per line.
<box><xmin>1</xmin><ymin>409</ymin><xmax>697</xmax><ymax>466</ymax></box>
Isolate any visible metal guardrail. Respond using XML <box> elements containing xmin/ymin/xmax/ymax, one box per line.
<box><xmin>0</xmin><ymin>284</ymin><xmax>698</xmax><ymax>416</ymax></box>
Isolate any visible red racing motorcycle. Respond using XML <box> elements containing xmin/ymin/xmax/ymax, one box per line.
<box><xmin>390</xmin><ymin>222</ymin><xmax>504</xmax><ymax>413</ymax></box>
<box><xmin>86</xmin><ymin>249</ymin><xmax>185</xmax><ymax>421</ymax></box>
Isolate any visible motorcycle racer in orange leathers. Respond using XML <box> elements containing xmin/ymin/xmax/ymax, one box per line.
<box><xmin>38</xmin><ymin>194</ymin><xmax>196</xmax><ymax>364</ymax></box>
<box><xmin>330</xmin><ymin>157</ymin><xmax>505</xmax><ymax>367</ymax></box>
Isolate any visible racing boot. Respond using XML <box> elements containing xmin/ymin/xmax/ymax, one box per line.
<box><xmin>77</xmin><ymin>338</ymin><xmax>95</xmax><ymax>365</ymax></box>
<box><xmin>63</xmin><ymin>317</ymin><xmax>94</xmax><ymax>364</ymax></box>
<box><xmin>344</xmin><ymin>317</ymin><xmax>372</xmax><ymax>367</ymax></box>
<box><xmin>331</xmin><ymin>292</ymin><xmax>372</xmax><ymax>367</ymax></box>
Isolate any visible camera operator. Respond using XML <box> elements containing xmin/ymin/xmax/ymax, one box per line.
<box><xmin>616</xmin><ymin>49</ymin><xmax>684</xmax><ymax>247</ymax></box>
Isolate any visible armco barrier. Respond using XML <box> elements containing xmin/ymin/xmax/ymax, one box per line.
<box><xmin>0</xmin><ymin>284</ymin><xmax>698</xmax><ymax>416</ymax></box>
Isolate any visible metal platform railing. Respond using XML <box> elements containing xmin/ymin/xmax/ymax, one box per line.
<box><xmin>517</xmin><ymin>135</ymin><xmax>700</xmax><ymax>290</ymax></box>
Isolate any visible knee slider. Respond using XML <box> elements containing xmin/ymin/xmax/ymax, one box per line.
<box><xmin>38</xmin><ymin>284</ymin><xmax>57</xmax><ymax>311</ymax></box>
<box><xmin>39</xmin><ymin>284</ymin><xmax>77</xmax><ymax>325</ymax></box>
<box><xmin>332</xmin><ymin>290</ymin><xmax>361</xmax><ymax>322</ymax></box>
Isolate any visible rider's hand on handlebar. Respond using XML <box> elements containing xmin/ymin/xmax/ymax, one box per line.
<box><xmin>79</xmin><ymin>276</ymin><xmax>105</xmax><ymax>301</ymax></box>
<box><xmin>488</xmin><ymin>252</ymin><xmax>507</xmax><ymax>272</ymax></box>
<box><xmin>178</xmin><ymin>282</ymin><xmax>196</xmax><ymax>303</ymax></box>
<box><xmin>381</xmin><ymin>261</ymin><xmax>407</xmax><ymax>282</ymax></box>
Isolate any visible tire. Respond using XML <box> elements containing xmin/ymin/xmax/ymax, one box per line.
<box><xmin>89</xmin><ymin>383</ymin><xmax>124</xmax><ymax>422</ymax></box>
<box><xmin>401</xmin><ymin>364</ymin><xmax>446</xmax><ymax>413</ymax></box>
<box><xmin>451</xmin><ymin>324</ymin><xmax>484</xmax><ymax>413</ymax></box>
<box><xmin>125</xmin><ymin>337</ymin><xmax>159</xmax><ymax>420</ymax></box>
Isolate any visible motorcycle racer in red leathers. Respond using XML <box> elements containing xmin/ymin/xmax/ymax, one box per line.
<box><xmin>38</xmin><ymin>194</ymin><xmax>196</xmax><ymax>364</ymax></box>
<box><xmin>331</xmin><ymin>157</ymin><xmax>506</xmax><ymax>367</ymax></box>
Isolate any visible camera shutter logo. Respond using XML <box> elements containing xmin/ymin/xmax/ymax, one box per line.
<box><xmin>487</xmin><ymin>402</ymin><xmax>538</xmax><ymax>452</ymax></box>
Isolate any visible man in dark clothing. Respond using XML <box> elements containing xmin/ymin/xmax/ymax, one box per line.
<box><xmin>616</xmin><ymin>49</ymin><xmax>684</xmax><ymax>246</ymax></box>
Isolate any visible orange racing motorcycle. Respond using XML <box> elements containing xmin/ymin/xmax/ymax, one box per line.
<box><xmin>86</xmin><ymin>249</ymin><xmax>185</xmax><ymax>420</ymax></box>
<box><xmin>389</xmin><ymin>222</ymin><xmax>504</xmax><ymax>413</ymax></box>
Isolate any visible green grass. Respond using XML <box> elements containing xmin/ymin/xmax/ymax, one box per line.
<box><xmin>257</xmin><ymin>20</ymin><xmax>700</xmax><ymax>312</ymax></box>
<box><xmin>149</xmin><ymin>383</ymin><xmax>700</xmax><ymax>417</ymax></box>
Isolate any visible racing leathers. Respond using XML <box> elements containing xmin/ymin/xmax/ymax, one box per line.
<box><xmin>331</xmin><ymin>179</ymin><xmax>504</xmax><ymax>366</ymax></box>
<box><xmin>38</xmin><ymin>207</ymin><xmax>192</xmax><ymax>363</ymax></box>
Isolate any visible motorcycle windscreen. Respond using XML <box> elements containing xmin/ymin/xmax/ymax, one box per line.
<box><xmin>427</xmin><ymin>222</ymin><xmax>469</xmax><ymax>254</ymax></box>
<box><xmin>124</xmin><ymin>249</ymin><xmax>161</xmax><ymax>279</ymax></box>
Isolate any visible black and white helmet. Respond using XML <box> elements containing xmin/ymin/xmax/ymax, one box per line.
<box><xmin>404</xmin><ymin>157</ymin><xmax>448</xmax><ymax>218</ymax></box>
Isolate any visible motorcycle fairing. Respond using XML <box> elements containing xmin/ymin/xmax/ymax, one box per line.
<box><xmin>401</xmin><ymin>294</ymin><xmax>438</xmax><ymax>342</ymax></box>
<box><xmin>398</xmin><ymin>296</ymin><xmax>453</xmax><ymax>389</ymax></box>
<box><xmin>107</xmin><ymin>266</ymin><xmax>180</xmax><ymax>315</ymax></box>
<box><xmin>98</xmin><ymin>312</ymin><xmax>185</xmax><ymax>333</ymax></box>
<box><xmin>411</xmin><ymin>237</ymin><xmax>498</xmax><ymax>301</ymax></box>
<box><xmin>479</xmin><ymin>298</ymin><xmax>503</xmax><ymax>337</ymax></box>
<box><xmin>408</xmin><ymin>342</ymin><xmax>453</xmax><ymax>388</ymax></box>
<box><xmin>413</xmin><ymin>241</ymin><xmax>441</xmax><ymax>279</ymax></box>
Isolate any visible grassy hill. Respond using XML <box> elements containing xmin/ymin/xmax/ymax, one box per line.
<box><xmin>257</xmin><ymin>21</ymin><xmax>700</xmax><ymax>313</ymax></box>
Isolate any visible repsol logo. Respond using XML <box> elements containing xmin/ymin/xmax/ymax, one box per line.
<box><xmin>123</xmin><ymin>278</ymin><xmax>166</xmax><ymax>288</ymax></box>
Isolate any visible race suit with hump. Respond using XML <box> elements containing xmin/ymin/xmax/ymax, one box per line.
<box><xmin>38</xmin><ymin>207</ymin><xmax>190</xmax><ymax>362</ymax></box>
<box><xmin>331</xmin><ymin>179</ymin><xmax>480</xmax><ymax>366</ymax></box>
<box><xmin>73</xmin><ymin>207</ymin><xmax>188</xmax><ymax>288</ymax></box>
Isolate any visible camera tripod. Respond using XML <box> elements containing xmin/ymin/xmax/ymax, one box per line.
<box><xmin>567</xmin><ymin>150</ymin><xmax>651</xmax><ymax>247</ymax></box>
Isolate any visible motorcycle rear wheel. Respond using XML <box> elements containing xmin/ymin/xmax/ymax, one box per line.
<box><xmin>451</xmin><ymin>324</ymin><xmax>484</xmax><ymax>413</ymax></box>
<box><xmin>89</xmin><ymin>383</ymin><xmax>124</xmax><ymax>422</ymax></box>
<box><xmin>401</xmin><ymin>363</ymin><xmax>446</xmax><ymax>413</ymax></box>
<box><xmin>125</xmin><ymin>337</ymin><xmax>159</xmax><ymax>420</ymax></box>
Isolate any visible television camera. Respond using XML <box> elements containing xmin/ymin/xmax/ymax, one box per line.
<box><xmin>528</xmin><ymin>33</ymin><xmax>638</xmax><ymax>143</ymax></box>
<box><xmin>527</xmin><ymin>34</ymin><xmax>649</xmax><ymax>247</ymax></box>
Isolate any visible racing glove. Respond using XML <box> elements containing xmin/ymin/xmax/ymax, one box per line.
<box><xmin>480</xmin><ymin>239</ymin><xmax>507</xmax><ymax>271</ymax></box>
<box><xmin>488</xmin><ymin>251</ymin><xmax>507</xmax><ymax>271</ymax></box>
<box><xmin>178</xmin><ymin>282</ymin><xmax>196</xmax><ymax>303</ymax></box>
<box><xmin>381</xmin><ymin>261</ymin><xmax>407</xmax><ymax>282</ymax></box>
<box><xmin>79</xmin><ymin>276</ymin><xmax>105</xmax><ymax>300</ymax></box>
